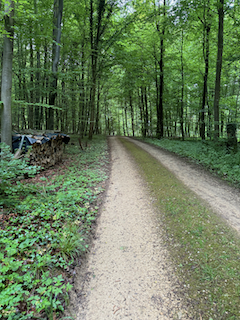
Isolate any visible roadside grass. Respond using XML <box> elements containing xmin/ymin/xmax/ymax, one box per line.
<box><xmin>0</xmin><ymin>135</ymin><xmax>109</xmax><ymax>320</ymax></box>
<box><xmin>121</xmin><ymin>138</ymin><xmax>240</xmax><ymax>320</ymax></box>
<box><xmin>141</xmin><ymin>138</ymin><xmax>240</xmax><ymax>186</ymax></box>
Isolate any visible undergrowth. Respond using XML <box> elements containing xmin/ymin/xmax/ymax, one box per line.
<box><xmin>142</xmin><ymin>138</ymin><xmax>240</xmax><ymax>186</ymax></box>
<box><xmin>122</xmin><ymin>138</ymin><xmax>240</xmax><ymax>320</ymax></box>
<box><xmin>0</xmin><ymin>135</ymin><xmax>109</xmax><ymax>320</ymax></box>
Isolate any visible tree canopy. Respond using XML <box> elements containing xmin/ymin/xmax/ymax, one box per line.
<box><xmin>0</xmin><ymin>0</ymin><xmax>240</xmax><ymax>143</ymax></box>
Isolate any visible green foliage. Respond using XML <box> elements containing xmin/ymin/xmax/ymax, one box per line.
<box><xmin>0</xmin><ymin>136</ymin><xmax>109</xmax><ymax>319</ymax></box>
<box><xmin>0</xmin><ymin>143</ymin><xmax>40</xmax><ymax>206</ymax></box>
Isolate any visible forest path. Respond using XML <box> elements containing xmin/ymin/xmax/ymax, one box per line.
<box><xmin>75</xmin><ymin>136</ymin><xmax>189</xmax><ymax>320</ymax></box>
<box><xmin>130</xmin><ymin>138</ymin><xmax>240</xmax><ymax>233</ymax></box>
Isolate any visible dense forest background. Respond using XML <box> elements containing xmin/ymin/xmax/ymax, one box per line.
<box><xmin>0</xmin><ymin>0</ymin><xmax>239</xmax><ymax>143</ymax></box>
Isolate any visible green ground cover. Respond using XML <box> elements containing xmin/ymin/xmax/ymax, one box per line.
<box><xmin>0</xmin><ymin>136</ymin><xmax>109</xmax><ymax>320</ymax></box>
<box><xmin>142</xmin><ymin>138</ymin><xmax>240</xmax><ymax>186</ymax></box>
<box><xmin>122</xmin><ymin>138</ymin><xmax>240</xmax><ymax>320</ymax></box>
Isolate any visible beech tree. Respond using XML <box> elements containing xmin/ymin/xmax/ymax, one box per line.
<box><xmin>1</xmin><ymin>0</ymin><xmax>14</xmax><ymax>148</ymax></box>
<box><xmin>47</xmin><ymin>0</ymin><xmax>64</xmax><ymax>130</ymax></box>
<box><xmin>213</xmin><ymin>0</ymin><xmax>224</xmax><ymax>139</ymax></box>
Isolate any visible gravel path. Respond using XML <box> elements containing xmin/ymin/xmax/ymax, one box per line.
<box><xmin>75</xmin><ymin>137</ymin><xmax>189</xmax><ymax>320</ymax></box>
<box><xmin>129</xmin><ymin>138</ymin><xmax>240</xmax><ymax>233</ymax></box>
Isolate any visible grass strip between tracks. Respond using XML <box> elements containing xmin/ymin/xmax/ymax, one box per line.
<box><xmin>121</xmin><ymin>137</ymin><xmax>240</xmax><ymax>320</ymax></box>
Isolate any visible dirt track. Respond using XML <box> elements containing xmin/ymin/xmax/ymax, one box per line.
<box><xmin>68</xmin><ymin>136</ymin><xmax>240</xmax><ymax>320</ymax></box>
<box><xmin>129</xmin><ymin>137</ymin><xmax>240</xmax><ymax>233</ymax></box>
<box><xmin>73</xmin><ymin>137</ymin><xmax>189</xmax><ymax>319</ymax></box>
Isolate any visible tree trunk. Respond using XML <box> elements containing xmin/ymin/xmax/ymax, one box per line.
<box><xmin>88</xmin><ymin>0</ymin><xmax>95</xmax><ymax>139</ymax></box>
<box><xmin>200</xmin><ymin>1</ymin><xmax>211</xmax><ymax>140</ymax></box>
<box><xmin>180</xmin><ymin>29</ymin><xmax>185</xmax><ymax>141</ymax></box>
<box><xmin>213</xmin><ymin>0</ymin><xmax>224</xmax><ymax>140</ymax></box>
<box><xmin>34</xmin><ymin>0</ymin><xmax>41</xmax><ymax>130</ymax></box>
<box><xmin>79</xmin><ymin>42</ymin><xmax>86</xmax><ymax>137</ymax></box>
<box><xmin>129</xmin><ymin>93</ymin><xmax>134</xmax><ymax>136</ymax></box>
<box><xmin>1</xmin><ymin>1</ymin><xmax>14</xmax><ymax>149</ymax></box>
<box><xmin>139</xmin><ymin>88</ymin><xmax>144</xmax><ymax>136</ymax></box>
<box><xmin>144</xmin><ymin>87</ymin><xmax>149</xmax><ymax>137</ymax></box>
<box><xmin>48</xmin><ymin>0</ymin><xmax>63</xmax><ymax>130</ymax></box>
<box><xmin>28</xmin><ymin>30</ymin><xmax>34</xmax><ymax>129</ymax></box>
<box><xmin>95</xmin><ymin>81</ymin><xmax>101</xmax><ymax>134</ymax></box>
<box><xmin>124</xmin><ymin>104</ymin><xmax>129</xmax><ymax>136</ymax></box>
<box><xmin>156</xmin><ymin>0</ymin><xmax>166</xmax><ymax>139</ymax></box>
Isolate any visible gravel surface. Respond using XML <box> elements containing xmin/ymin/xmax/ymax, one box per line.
<box><xmin>68</xmin><ymin>136</ymin><xmax>240</xmax><ymax>320</ymax></box>
<box><xmin>73</xmin><ymin>137</ymin><xmax>190</xmax><ymax>320</ymax></box>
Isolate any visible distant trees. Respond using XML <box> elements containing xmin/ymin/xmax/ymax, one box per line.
<box><xmin>0</xmin><ymin>0</ymin><xmax>239</xmax><ymax>142</ymax></box>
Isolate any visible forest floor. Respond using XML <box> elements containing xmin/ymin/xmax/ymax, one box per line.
<box><xmin>66</xmin><ymin>136</ymin><xmax>240</xmax><ymax>320</ymax></box>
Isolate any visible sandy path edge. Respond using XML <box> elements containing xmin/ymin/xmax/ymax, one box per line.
<box><xmin>67</xmin><ymin>137</ymin><xmax>190</xmax><ymax>320</ymax></box>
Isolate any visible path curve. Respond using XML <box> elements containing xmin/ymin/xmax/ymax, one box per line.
<box><xmin>129</xmin><ymin>137</ymin><xmax>240</xmax><ymax>233</ymax></box>
<box><xmin>75</xmin><ymin>137</ymin><xmax>189</xmax><ymax>320</ymax></box>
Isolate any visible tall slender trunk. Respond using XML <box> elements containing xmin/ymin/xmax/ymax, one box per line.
<box><xmin>79</xmin><ymin>42</ymin><xmax>86</xmax><ymax>137</ymax></box>
<box><xmin>34</xmin><ymin>0</ymin><xmax>41</xmax><ymax>130</ymax></box>
<box><xmin>1</xmin><ymin>1</ymin><xmax>14</xmax><ymax>149</ymax></box>
<box><xmin>28</xmin><ymin>31</ymin><xmax>34</xmax><ymax>129</ymax></box>
<box><xmin>88</xmin><ymin>0</ymin><xmax>95</xmax><ymax>139</ymax></box>
<box><xmin>124</xmin><ymin>103</ymin><xmax>129</xmax><ymax>136</ymax></box>
<box><xmin>48</xmin><ymin>0</ymin><xmax>63</xmax><ymax>130</ymax></box>
<box><xmin>200</xmin><ymin>1</ymin><xmax>211</xmax><ymax>140</ymax></box>
<box><xmin>129</xmin><ymin>93</ymin><xmax>134</xmax><ymax>136</ymax></box>
<box><xmin>213</xmin><ymin>0</ymin><xmax>224</xmax><ymax>139</ymax></box>
<box><xmin>144</xmin><ymin>87</ymin><xmax>149</xmax><ymax>137</ymax></box>
<box><xmin>180</xmin><ymin>29</ymin><xmax>185</xmax><ymax>141</ymax></box>
<box><xmin>95</xmin><ymin>81</ymin><xmax>101</xmax><ymax>134</ymax></box>
<box><xmin>156</xmin><ymin>0</ymin><xmax>166</xmax><ymax>139</ymax></box>
<box><xmin>140</xmin><ymin>87</ymin><xmax>145</xmax><ymax>136</ymax></box>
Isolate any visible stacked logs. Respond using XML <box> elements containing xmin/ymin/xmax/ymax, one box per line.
<box><xmin>27</xmin><ymin>135</ymin><xmax>65</xmax><ymax>169</ymax></box>
<box><xmin>13</xmin><ymin>132</ymin><xmax>70</xmax><ymax>170</ymax></box>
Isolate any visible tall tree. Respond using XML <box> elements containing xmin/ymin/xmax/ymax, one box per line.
<box><xmin>88</xmin><ymin>0</ymin><xmax>116</xmax><ymax>139</ymax></box>
<box><xmin>199</xmin><ymin>0</ymin><xmax>211</xmax><ymax>140</ymax></box>
<box><xmin>156</xmin><ymin>0</ymin><xmax>166</xmax><ymax>139</ymax></box>
<box><xmin>48</xmin><ymin>0</ymin><xmax>64</xmax><ymax>130</ymax></box>
<box><xmin>213</xmin><ymin>0</ymin><xmax>224</xmax><ymax>139</ymax></box>
<box><xmin>1</xmin><ymin>0</ymin><xmax>14</xmax><ymax>148</ymax></box>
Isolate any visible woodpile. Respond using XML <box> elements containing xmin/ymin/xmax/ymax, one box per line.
<box><xmin>13</xmin><ymin>132</ymin><xmax>70</xmax><ymax>169</ymax></box>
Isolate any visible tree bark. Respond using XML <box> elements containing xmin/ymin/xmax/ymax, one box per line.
<box><xmin>180</xmin><ymin>29</ymin><xmax>185</xmax><ymax>141</ymax></box>
<box><xmin>200</xmin><ymin>1</ymin><xmax>211</xmax><ymax>140</ymax></box>
<box><xmin>156</xmin><ymin>0</ymin><xmax>166</xmax><ymax>139</ymax></box>
<box><xmin>129</xmin><ymin>93</ymin><xmax>134</xmax><ymax>136</ymax></box>
<box><xmin>144</xmin><ymin>87</ymin><xmax>149</xmax><ymax>137</ymax></box>
<box><xmin>28</xmin><ymin>29</ymin><xmax>34</xmax><ymax>129</ymax></box>
<box><xmin>48</xmin><ymin>0</ymin><xmax>63</xmax><ymax>130</ymax></box>
<box><xmin>1</xmin><ymin>1</ymin><xmax>14</xmax><ymax>149</ymax></box>
<box><xmin>213</xmin><ymin>0</ymin><xmax>224</xmax><ymax>140</ymax></box>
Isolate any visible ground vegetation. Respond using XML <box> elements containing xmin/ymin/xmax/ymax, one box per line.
<box><xmin>0</xmin><ymin>135</ymin><xmax>109</xmax><ymax>319</ymax></box>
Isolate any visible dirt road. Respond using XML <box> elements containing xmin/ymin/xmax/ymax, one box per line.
<box><xmin>69</xmin><ymin>136</ymin><xmax>240</xmax><ymax>319</ymax></box>
<box><xmin>74</xmin><ymin>137</ymin><xmax>189</xmax><ymax>319</ymax></box>
<box><xmin>129</xmin><ymin>138</ymin><xmax>240</xmax><ymax>233</ymax></box>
